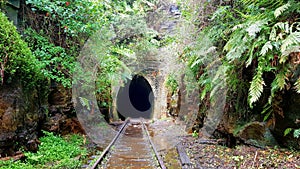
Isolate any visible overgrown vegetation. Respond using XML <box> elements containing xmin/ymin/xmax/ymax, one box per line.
<box><xmin>0</xmin><ymin>11</ymin><xmax>42</xmax><ymax>88</ymax></box>
<box><xmin>0</xmin><ymin>131</ymin><xmax>87</xmax><ymax>169</ymax></box>
<box><xmin>180</xmin><ymin>0</ymin><xmax>300</xmax><ymax>139</ymax></box>
<box><xmin>21</xmin><ymin>0</ymin><xmax>160</xmax><ymax>109</ymax></box>
<box><xmin>1</xmin><ymin>0</ymin><xmax>299</xmax><ymax>165</ymax></box>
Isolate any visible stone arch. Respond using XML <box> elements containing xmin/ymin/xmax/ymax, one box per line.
<box><xmin>111</xmin><ymin>69</ymin><xmax>167</xmax><ymax>120</ymax></box>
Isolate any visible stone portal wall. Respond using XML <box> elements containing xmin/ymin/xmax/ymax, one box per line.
<box><xmin>111</xmin><ymin>58</ymin><xmax>168</xmax><ymax>119</ymax></box>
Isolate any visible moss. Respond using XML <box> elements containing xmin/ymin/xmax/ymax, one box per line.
<box><xmin>0</xmin><ymin>11</ymin><xmax>43</xmax><ymax>88</ymax></box>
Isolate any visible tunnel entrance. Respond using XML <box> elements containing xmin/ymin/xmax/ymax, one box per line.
<box><xmin>117</xmin><ymin>75</ymin><xmax>154</xmax><ymax>120</ymax></box>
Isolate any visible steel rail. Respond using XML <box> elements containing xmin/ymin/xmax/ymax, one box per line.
<box><xmin>90</xmin><ymin>118</ymin><xmax>130</xmax><ymax>169</ymax></box>
<box><xmin>141</xmin><ymin>118</ymin><xmax>167</xmax><ymax>169</ymax></box>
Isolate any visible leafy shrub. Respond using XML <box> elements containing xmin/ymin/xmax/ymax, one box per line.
<box><xmin>0</xmin><ymin>131</ymin><xmax>87</xmax><ymax>169</ymax></box>
<box><xmin>25</xmin><ymin>0</ymin><xmax>103</xmax><ymax>38</ymax></box>
<box><xmin>0</xmin><ymin>11</ymin><xmax>42</xmax><ymax>88</ymax></box>
<box><xmin>0</xmin><ymin>160</ymin><xmax>35</xmax><ymax>169</ymax></box>
<box><xmin>24</xmin><ymin>28</ymin><xmax>75</xmax><ymax>87</ymax></box>
<box><xmin>25</xmin><ymin>131</ymin><xmax>87</xmax><ymax>166</ymax></box>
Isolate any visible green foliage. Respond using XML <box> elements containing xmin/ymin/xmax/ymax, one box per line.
<box><xmin>24</xmin><ymin>28</ymin><xmax>75</xmax><ymax>87</ymax></box>
<box><xmin>0</xmin><ymin>131</ymin><xmax>87</xmax><ymax>169</ymax></box>
<box><xmin>249</xmin><ymin>71</ymin><xmax>264</xmax><ymax>107</ymax></box>
<box><xmin>274</xmin><ymin>2</ymin><xmax>291</xmax><ymax>18</ymax></box>
<box><xmin>294</xmin><ymin>129</ymin><xmax>300</xmax><ymax>138</ymax></box>
<box><xmin>179</xmin><ymin>0</ymin><xmax>299</xmax><ymax>131</ymax></box>
<box><xmin>165</xmin><ymin>74</ymin><xmax>179</xmax><ymax>94</ymax></box>
<box><xmin>0</xmin><ymin>160</ymin><xmax>35</xmax><ymax>169</ymax></box>
<box><xmin>71</xmin><ymin>0</ymin><xmax>158</xmax><ymax>109</ymax></box>
<box><xmin>194</xmin><ymin>0</ymin><xmax>299</xmax><ymax>109</ymax></box>
<box><xmin>295</xmin><ymin>77</ymin><xmax>300</xmax><ymax>93</ymax></box>
<box><xmin>0</xmin><ymin>11</ymin><xmax>43</xmax><ymax>88</ymax></box>
<box><xmin>25</xmin><ymin>131</ymin><xmax>86</xmax><ymax>165</ymax></box>
<box><xmin>25</xmin><ymin>0</ymin><xmax>104</xmax><ymax>38</ymax></box>
<box><xmin>22</xmin><ymin>0</ymin><xmax>108</xmax><ymax>88</ymax></box>
<box><xmin>284</xmin><ymin>128</ymin><xmax>300</xmax><ymax>138</ymax></box>
<box><xmin>192</xmin><ymin>130</ymin><xmax>199</xmax><ymax>138</ymax></box>
<box><xmin>284</xmin><ymin>127</ymin><xmax>293</xmax><ymax>136</ymax></box>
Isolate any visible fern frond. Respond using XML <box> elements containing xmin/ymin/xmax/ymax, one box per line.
<box><xmin>246</xmin><ymin>20</ymin><xmax>267</xmax><ymax>37</ymax></box>
<box><xmin>270</xmin><ymin>22</ymin><xmax>289</xmax><ymax>41</ymax></box>
<box><xmin>224</xmin><ymin>30</ymin><xmax>244</xmax><ymax>52</ymax></box>
<box><xmin>295</xmin><ymin>77</ymin><xmax>300</xmax><ymax>94</ymax></box>
<box><xmin>274</xmin><ymin>71</ymin><xmax>287</xmax><ymax>90</ymax></box>
<box><xmin>246</xmin><ymin>42</ymin><xmax>256</xmax><ymax>67</ymax></box>
<box><xmin>282</xmin><ymin>45</ymin><xmax>300</xmax><ymax>57</ymax></box>
<box><xmin>225</xmin><ymin>30</ymin><xmax>251</xmax><ymax>61</ymax></box>
<box><xmin>79</xmin><ymin>97</ymin><xmax>90</xmax><ymax>110</ymax></box>
<box><xmin>281</xmin><ymin>32</ymin><xmax>300</xmax><ymax>57</ymax></box>
<box><xmin>246</xmin><ymin>37</ymin><xmax>267</xmax><ymax>67</ymax></box>
<box><xmin>274</xmin><ymin>2</ymin><xmax>291</xmax><ymax>18</ymax></box>
<box><xmin>249</xmin><ymin>71</ymin><xmax>264</xmax><ymax>107</ymax></box>
<box><xmin>260</xmin><ymin>41</ymin><xmax>273</xmax><ymax>56</ymax></box>
<box><xmin>226</xmin><ymin>45</ymin><xmax>248</xmax><ymax>61</ymax></box>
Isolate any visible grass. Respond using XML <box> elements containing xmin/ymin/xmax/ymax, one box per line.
<box><xmin>0</xmin><ymin>131</ymin><xmax>87</xmax><ymax>169</ymax></box>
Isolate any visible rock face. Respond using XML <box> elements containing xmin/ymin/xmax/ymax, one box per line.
<box><xmin>0</xmin><ymin>83</ymin><xmax>45</xmax><ymax>156</ymax></box>
<box><xmin>236</xmin><ymin>122</ymin><xmax>278</xmax><ymax>147</ymax></box>
<box><xmin>0</xmin><ymin>81</ymin><xmax>84</xmax><ymax>156</ymax></box>
<box><xmin>43</xmin><ymin>82</ymin><xmax>85</xmax><ymax>135</ymax></box>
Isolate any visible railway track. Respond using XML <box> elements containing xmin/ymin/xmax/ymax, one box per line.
<box><xmin>90</xmin><ymin>118</ymin><xmax>166</xmax><ymax>169</ymax></box>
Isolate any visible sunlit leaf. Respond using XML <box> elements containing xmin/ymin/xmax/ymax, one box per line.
<box><xmin>284</xmin><ymin>128</ymin><xmax>293</xmax><ymax>136</ymax></box>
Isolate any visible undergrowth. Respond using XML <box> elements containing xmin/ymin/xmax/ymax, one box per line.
<box><xmin>0</xmin><ymin>131</ymin><xmax>87</xmax><ymax>169</ymax></box>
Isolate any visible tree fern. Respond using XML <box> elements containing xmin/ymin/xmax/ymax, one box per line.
<box><xmin>274</xmin><ymin>2</ymin><xmax>291</xmax><ymax>18</ymax></box>
<box><xmin>249</xmin><ymin>70</ymin><xmax>264</xmax><ymax>107</ymax></box>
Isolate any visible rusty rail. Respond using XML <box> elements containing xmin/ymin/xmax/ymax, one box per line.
<box><xmin>90</xmin><ymin>118</ymin><xmax>130</xmax><ymax>169</ymax></box>
<box><xmin>141</xmin><ymin>118</ymin><xmax>167</xmax><ymax>169</ymax></box>
<box><xmin>90</xmin><ymin>118</ymin><xmax>166</xmax><ymax>169</ymax></box>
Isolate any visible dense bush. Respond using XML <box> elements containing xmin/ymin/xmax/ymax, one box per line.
<box><xmin>0</xmin><ymin>11</ymin><xmax>42</xmax><ymax>88</ymax></box>
<box><xmin>0</xmin><ymin>131</ymin><xmax>87</xmax><ymax>169</ymax></box>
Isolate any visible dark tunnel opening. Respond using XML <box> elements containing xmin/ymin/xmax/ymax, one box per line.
<box><xmin>117</xmin><ymin>75</ymin><xmax>154</xmax><ymax>120</ymax></box>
